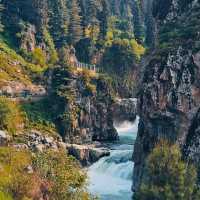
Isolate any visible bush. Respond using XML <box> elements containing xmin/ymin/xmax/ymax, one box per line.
<box><xmin>0</xmin><ymin>97</ymin><xmax>24</xmax><ymax>134</ymax></box>
<box><xmin>81</xmin><ymin>69</ymin><xmax>97</xmax><ymax>95</ymax></box>
<box><xmin>0</xmin><ymin>147</ymin><xmax>91</xmax><ymax>200</ymax></box>
<box><xmin>135</xmin><ymin>141</ymin><xmax>200</xmax><ymax>200</ymax></box>
<box><xmin>0</xmin><ymin>147</ymin><xmax>42</xmax><ymax>200</ymax></box>
<box><xmin>43</xmin><ymin>28</ymin><xmax>58</xmax><ymax>65</ymax></box>
<box><xmin>130</xmin><ymin>39</ymin><xmax>145</xmax><ymax>60</ymax></box>
<box><xmin>102</xmin><ymin>39</ymin><xmax>136</xmax><ymax>73</ymax></box>
<box><xmin>31</xmin><ymin>48</ymin><xmax>46</xmax><ymax>67</ymax></box>
<box><xmin>33</xmin><ymin>150</ymin><xmax>90</xmax><ymax>200</ymax></box>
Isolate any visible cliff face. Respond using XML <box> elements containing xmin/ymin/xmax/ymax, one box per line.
<box><xmin>50</xmin><ymin>67</ymin><xmax>118</xmax><ymax>144</ymax></box>
<box><xmin>133</xmin><ymin>0</ymin><xmax>200</xmax><ymax>191</ymax></box>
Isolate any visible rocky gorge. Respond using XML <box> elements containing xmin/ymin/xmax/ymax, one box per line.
<box><xmin>1</xmin><ymin>0</ymin><xmax>200</xmax><ymax>199</ymax></box>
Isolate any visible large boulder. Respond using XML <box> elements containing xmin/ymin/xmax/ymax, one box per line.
<box><xmin>67</xmin><ymin>143</ymin><xmax>110</xmax><ymax>166</ymax></box>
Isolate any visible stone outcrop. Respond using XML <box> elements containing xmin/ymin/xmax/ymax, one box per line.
<box><xmin>10</xmin><ymin>129</ymin><xmax>109</xmax><ymax>166</ymax></box>
<box><xmin>0</xmin><ymin>130</ymin><xmax>11</xmax><ymax>146</ymax></box>
<box><xmin>133</xmin><ymin>0</ymin><xmax>200</xmax><ymax>192</ymax></box>
<box><xmin>20</xmin><ymin>23</ymin><xmax>36</xmax><ymax>52</ymax></box>
<box><xmin>24</xmin><ymin>130</ymin><xmax>66</xmax><ymax>152</ymax></box>
<box><xmin>66</xmin><ymin>143</ymin><xmax>110</xmax><ymax>166</ymax></box>
<box><xmin>10</xmin><ymin>130</ymin><xmax>66</xmax><ymax>152</ymax></box>
<box><xmin>0</xmin><ymin>81</ymin><xmax>46</xmax><ymax>99</ymax></box>
<box><xmin>184</xmin><ymin>109</ymin><xmax>200</xmax><ymax>163</ymax></box>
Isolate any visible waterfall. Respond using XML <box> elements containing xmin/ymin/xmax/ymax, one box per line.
<box><xmin>88</xmin><ymin>116</ymin><xmax>139</xmax><ymax>200</ymax></box>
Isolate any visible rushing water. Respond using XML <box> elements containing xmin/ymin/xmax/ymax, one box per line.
<box><xmin>88</xmin><ymin>116</ymin><xmax>139</xmax><ymax>200</ymax></box>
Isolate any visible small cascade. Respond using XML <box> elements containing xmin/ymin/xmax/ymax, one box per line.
<box><xmin>88</xmin><ymin>116</ymin><xmax>139</xmax><ymax>200</ymax></box>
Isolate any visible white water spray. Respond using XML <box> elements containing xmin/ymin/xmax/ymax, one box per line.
<box><xmin>88</xmin><ymin>116</ymin><xmax>139</xmax><ymax>200</ymax></box>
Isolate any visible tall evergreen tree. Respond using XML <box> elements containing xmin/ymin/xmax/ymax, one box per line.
<box><xmin>32</xmin><ymin>0</ymin><xmax>49</xmax><ymax>28</ymax></box>
<box><xmin>0</xmin><ymin>1</ymin><xmax>4</xmax><ymax>32</ymax></box>
<box><xmin>132</xmin><ymin>0</ymin><xmax>145</xmax><ymax>43</ymax></box>
<box><xmin>145</xmin><ymin>0</ymin><xmax>156</xmax><ymax>47</ymax></box>
<box><xmin>68</xmin><ymin>0</ymin><xmax>83</xmax><ymax>44</ymax></box>
<box><xmin>87</xmin><ymin>0</ymin><xmax>98</xmax><ymax>25</ymax></box>
<box><xmin>48</xmin><ymin>0</ymin><xmax>69</xmax><ymax>47</ymax></box>
<box><xmin>126</xmin><ymin>4</ymin><xmax>134</xmax><ymax>33</ymax></box>
<box><xmin>86</xmin><ymin>0</ymin><xmax>100</xmax><ymax>41</ymax></box>
<box><xmin>78</xmin><ymin>0</ymin><xmax>87</xmax><ymax>37</ymax></box>
<box><xmin>98</xmin><ymin>0</ymin><xmax>109</xmax><ymax>40</ymax></box>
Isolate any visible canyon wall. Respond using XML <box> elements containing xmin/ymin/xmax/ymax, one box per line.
<box><xmin>133</xmin><ymin>0</ymin><xmax>200</xmax><ymax>191</ymax></box>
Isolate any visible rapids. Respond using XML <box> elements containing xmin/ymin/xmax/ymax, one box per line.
<box><xmin>88</xmin><ymin>116</ymin><xmax>139</xmax><ymax>200</ymax></box>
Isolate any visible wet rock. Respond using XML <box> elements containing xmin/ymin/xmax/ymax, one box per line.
<box><xmin>89</xmin><ymin>147</ymin><xmax>110</xmax><ymax>163</ymax></box>
<box><xmin>66</xmin><ymin>144</ymin><xmax>110</xmax><ymax>166</ymax></box>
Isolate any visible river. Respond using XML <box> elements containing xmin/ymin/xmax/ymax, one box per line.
<box><xmin>88</xmin><ymin>116</ymin><xmax>139</xmax><ymax>200</ymax></box>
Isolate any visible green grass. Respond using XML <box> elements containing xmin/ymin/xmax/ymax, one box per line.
<box><xmin>0</xmin><ymin>34</ymin><xmax>48</xmax><ymax>87</ymax></box>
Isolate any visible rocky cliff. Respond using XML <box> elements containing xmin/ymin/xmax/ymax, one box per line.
<box><xmin>133</xmin><ymin>0</ymin><xmax>200</xmax><ymax>191</ymax></box>
<box><xmin>50</xmin><ymin>66</ymin><xmax>119</xmax><ymax>144</ymax></box>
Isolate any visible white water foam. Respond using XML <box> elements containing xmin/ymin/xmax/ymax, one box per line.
<box><xmin>114</xmin><ymin>116</ymin><xmax>139</xmax><ymax>137</ymax></box>
<box><xmin>88</xmin><ymin>116</ymin><xmax>139</xmax><ymax>200</ymax></box>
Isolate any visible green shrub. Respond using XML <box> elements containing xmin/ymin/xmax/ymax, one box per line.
<box><xmin>43</xmin><ymin>28</ymin><xmax>58</xmax><ymax>65</ymax></box>
<box><xmin>102</xmin><ymin>39</ymin><xmax>136</xmax><ymax>73</ymax></box>
<box><xmin>0</xmin><ymin>147</ymin><xmax>41</xmax><ymax>200</ymax></box>
<box><xmin>0</xmin><ymin>39</ymin><xmax>47</xmax><ymax>78</ymax></box>
<box><xmin>33</xmin><ymin>149</ymin><xmax>90</xmax><ymax>200</ymax></box>
<box><xmin>0</xmin><ymin>147</ymin><xmax>91</xmax><ymax>200</ymax></box>
<box><xmin>0</xmin><ymin>97</ymin><xmax>24</xmax><ymax>134</ymax></box>
<box><xmin>135</xmin><ymin>141</ymin><xmax>200</xmax><ymax>200</ymax></box>
<box><xmin>81</xmin><ymin>69</ymin><xmax>97</xmax><ymax>95</ymax></box>
<box><xmin>31</xmin><ymin>48</ymin><xmax>46</xmax><ymax>67</ymax></box>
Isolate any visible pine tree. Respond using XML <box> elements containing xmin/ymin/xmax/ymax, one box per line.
<box><xmin>48</xmin><ymin>0</ymin><xmax>69</xmax><ymax>47</ymax></box>
<box><xmin>68</xmin><ymin>0</ymin><xmax>83</xmax><ymax>44</ymax></box>
<box><xmin>126</xmin><ymin>4</ymin><xmax>134</xmax><ymax>34</ymax></box>
<box><xmin>0</xmin><ymin>1</ymin><xmax>4</xmax><ymax>32</ymax></box>
<box><xmin>98</xmin><ymin>0</ymin><xmax>109</xmax><ymax>40</ymax></box>
<box><xmin>87</xmin><ymin>0</ymin><xmax>97</xmax><ymax>25</ymax></box>
<box><xmin>145</xmin><ymin>0</ymin><xmax>156</xmax><ymax>47</ymax></box>
<box><xmin>30</xmin><ymin>0</ymin><xmax>49</xmax><ymax>42</ymax></box>
<box><xmin>86</xmin><ymin>0</ymin><xmax>99</xmax><ymax>41</ymax></box>
<box><xmin>132</xmin><ymin>0</ymin><xmax>145</xmax><ymax>43</ymax></box>
<box><xmin>32</xmin><ymin>0</ymin><xmax>49</xmax><ymax>28</ymax></box>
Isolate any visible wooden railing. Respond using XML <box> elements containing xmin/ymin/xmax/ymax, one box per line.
<box><xmin>73</xmin><ymin>62</ymin><xmax>98</xmax><ymax>72</ymax></box>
